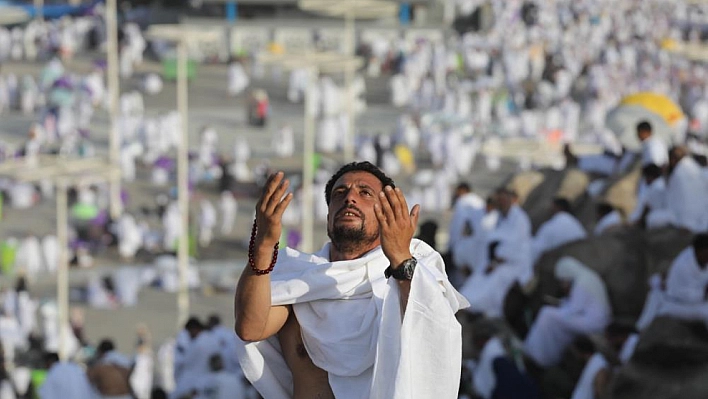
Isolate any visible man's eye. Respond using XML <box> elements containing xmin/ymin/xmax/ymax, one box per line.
<box><xmin>361</xmin><ymin>190</ymin><xmax>373</xmax><ymax>196</ymax></box>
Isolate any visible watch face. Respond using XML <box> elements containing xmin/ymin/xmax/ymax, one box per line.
<box><xmin>402</xmin><ymin>258</ymin><xmax>417</xmax><ymax>279</ymax></box>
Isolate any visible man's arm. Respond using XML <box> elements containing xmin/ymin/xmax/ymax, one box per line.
<box><xmin>234</xmin><ymin>172</ymin><xmax>293</xmax><ymax>342</ymax></box>
<box><xmin>374</xmin><ymin>185</ymin><xmax>420</xmax><ymax>315</ymax></box>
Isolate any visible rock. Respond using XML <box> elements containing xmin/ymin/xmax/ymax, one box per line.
<box><xmin>519</xmin><ymin>169</ymin><xmax>566</xmax><ymax>232</ymax></box>
<box><xmin>610</xmin><ymin>317</ymin><xmax>708</xmax><ymax>399</ymax></box>
<box><xmin>603</xmin><ymin>167</ymin><xmax>641</xmax><ymax>218</ymax></box>
<box><xmin>505</xmin><ymin>170</ymin><xmax>546</xmax><ymax>205</ymax></box>
<box><xmin>556</xmin><ymin>169</ymin><xmax>590</xmax><ymax>202</ymax></box>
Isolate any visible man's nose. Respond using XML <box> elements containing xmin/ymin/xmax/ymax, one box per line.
<box><xmin>344</xmin><ymin>191</ymin><xmax>357</xmax><ymax>204</ymax></box>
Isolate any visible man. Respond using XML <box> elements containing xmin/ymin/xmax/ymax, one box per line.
<box><xmin>531</xmin><ymin>197</ymin><xmax>587</xmax><ymax>264</ymax></box>
<box><xmin>198</xmin><ymin>354</ymin><xmax>246</xmax><ymax>399</ymax></box>
<box><xmin>468</xmin><ymin>320</ymin><xmax>540</xmax><ymax>399</ymax></box>
<box><xmin>665</xmin><ymin>146</ymin><xmax>708</xmax><ymax>232</ymax></box>
<box><xmin>593</xmin><ymin>202</ymin><xmax>622</xmax><ymax>236</ymax></box>
<box><xmin>234</xmin><ymin>162</ymin><xmax>467</xmax><ymax>399</ymax></box>
<box><xmin>459</xmin><ymin>188</ymin><xmax>532</xmax><ymax>318</ymax></box>
<box><xmin>207</xmin><ymin>314</ymin><xmax>239</xmax><ymax>373</ymax></box>
<box><xmin>87</xmin><ymin>340</ymin><xmax>134</xmax><ymax>399</ymax></box>
<box><xmin>39</xmin><ymin>352</ymin><xmax>94</xmax><ymax>399</ymax></box>
<box><xmin>636</xmin><ymin>121</ymin><xmax>668</xmax><ymax>169</ymax></box>
<box><xmin>570</xmin><ymin>322</ymin><xmax>639</xmax><ymax>399</ymax></box>
<box><xmin>448</xmin><ymin>182</ymin><xmax>485</xmax><ymax>255</ymax></box>
<box><xmin>447</xmin><ymin>182</ymin><xmax>486</xmax><ymax>285</ymax></box>
<box><xmin>636</xmin><ymin>234</ymin><xmax>708</xmax><ymax>327</ymax></box>
<box><xmin>628</xmin><ymin>164</ymin><xmax>670</xmax><ymax>229</ymax></box>
<box><xmin>174</xmin><ymin>318</ymin><xmax>221</xmax><ymax>399</ymax></box>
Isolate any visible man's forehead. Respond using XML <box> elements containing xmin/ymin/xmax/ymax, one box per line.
<box><xmin>333</xmin><ymin>171</ymin><xmax>383</xmax><ymax>189</ymax></box>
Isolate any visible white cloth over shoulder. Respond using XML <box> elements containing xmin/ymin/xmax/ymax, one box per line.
<box><xmin>666</xmin><ymin>157</ymin><xmax>708</xmax><ymax>233</ymax></box>
<box><xmin>236</xmin><ymin>239</ymin><xmax>468</xmax><ymax>399</ymax></box>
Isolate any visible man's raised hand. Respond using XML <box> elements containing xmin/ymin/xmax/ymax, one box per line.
<box><xmin>374</xmin><ymin>185</ymin><xmax>420</xmax><ymax>268</ymax></box>
<box><xmin>255</xmin><ymin>172</ymin><xmax>293</xmax><ymax>247</ymax></box>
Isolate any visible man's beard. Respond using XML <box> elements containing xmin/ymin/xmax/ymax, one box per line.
<box><xmin>327</xmin><ymin>220</ymin><xmax>378</xmax><ymax>255</ymax></box>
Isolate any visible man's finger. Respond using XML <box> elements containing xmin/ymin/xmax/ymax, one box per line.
<box><xmin>410</xmin><ymin>204</ymin><xmax>420</xmax><ymax>228</ymax></box>
<box><xmin>394</xmin><ymin>187</ymin><xmax>409</xmax><ymax>219</ymax></box>
<box><xmin>266</xmin><ymin>178</ymin><xmax>290</xmax><ymax>214</ymax></box>
<box><xmin>273</xmin><ymin>192</ymin><xmax>294</xmax><ymax>217</ymax></box>
<box><xmin>374</xmin><ymin>202</ymin><xmax>387</xmax><ymax>227</ymax></box>
<box><xmin>379</xmin><ymin>189</ymin><xmax>395</xmax><ymax>221</ymax></box>
<box><xmin>385</xmin><ymin>186</ymin><xmax>404</xmax><ymax>219</ymax></box>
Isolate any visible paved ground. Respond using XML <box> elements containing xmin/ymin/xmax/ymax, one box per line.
<box><xmin>0</xmin><ymin>49</ymin><xmax>518</xmax><ymax>354</ymax></box>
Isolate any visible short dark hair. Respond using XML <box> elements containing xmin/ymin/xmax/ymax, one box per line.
<box><xmin>324</xmin><ymin>161</ymin><xmax>395</xmax><ymax>205</ymax></box>
<box><xmin>694</xmin><ymin>233</ymin><xmax>708</xmax><ymax>252</ymax></box>
<box><xmin>642</xmin><ymin>164</ymin><xmax>662</xmax><ymax>179</ymax></box>
<box><xmin>553</xmin><ymin>197</ymin><xmax>572</xmax><ymax>213</ymax></box>
<box><xmin>636</xmin><ymin>121</ymin><xmax>652</xmax><ymax>133</ymax></box>
<box><xmin>185</xmin><ymin>317</ymin><xmax>203</xmax><ymax>331</ymax></box>
<box><xmin>207</xmin><ymin>314</ymin><xmax>221</xmax><ymax>328</ymax></box>
<box><xmin>44</xmin><ymin>352</ymin><xmax>60</xmax><ymax>365</ymax></box>
<box><xmin>455</xmin><ymin>182</ymin><xmax>472</xmax><ymax>192</ymax></box>
<box><xmin>596</xmin><ymin>202</ymin><xmax>614</xmax><ymax>216</ymax></box>
<box><xmin>97</xmin><ymin>339</ymin><xmax>115</xmax><ymax>354</ymax></box>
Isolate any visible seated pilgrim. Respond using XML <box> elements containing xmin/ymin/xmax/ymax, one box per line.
<box><xmin>627</xmin><ymin>164</ymin><xmax>671</xmax><ymax>229</ymax></box>
<box><xmin>459</xmin><ymin>188</ymin><xmax>532</xmax><ymax>319</ymax></box>
<box><xmin>523</xmin><ymin>257</ymin><xmax>612</xmax><ymax>368</ymax></box>
<box><xmin>636</xmin><ymin>234</ymin><xmax>708</xmax><ymax>330</ymax></box>
<box><xmin>665</xmin><ymin>146</ymin><xmax>708</xmax><ymax>233</ymax></box>
<box><xmin>570</xmin><ymin>321</ymin><xmax>639</xmax><ymax>399</ymax></box>
<box><xmin>468</xmin><ymin>321</ymin><xmax>541</xmax><ymax>399</ymax></box>
<box><xmin>593</xmin><ymin>202</ymin><xmax>623</xmax><ymax>236</ymax></box>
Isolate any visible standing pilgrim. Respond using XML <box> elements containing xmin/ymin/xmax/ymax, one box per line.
<box><xmin>219</xmin><ymin>191</ymin><xmax>238</xmax><ymax>235</ymax></box>
<box><xmin>199</xmin><ymin>198</ymin><xmax>217</xmax><ymax>248</ymax></box>
<box><xmin>228</xmin><ymin>59</ymin><xmax>250</xmax><ymax>96</ymax></box>
<box><xmin>234</xmin><ymin>162</ymin><xmax>468</xmax><ymax>399</ymax></box>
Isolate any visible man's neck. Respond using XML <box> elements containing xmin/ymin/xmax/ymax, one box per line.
<box><xmin>329</xmin><ymin>243</ymin><xmax>380</xmax><ymax>262</ymax></box>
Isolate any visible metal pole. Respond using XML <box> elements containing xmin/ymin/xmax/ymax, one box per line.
<box><xmin>176</xmin><ymin>39</ymin><xmax>190</xmax><ymax>328</ymax></box>
<box><xmin>343</xmin><ymin>4</ymin><xmax>356</xmax><ymax>162</ymax></box>
<box><xmin>301</xmin><ymin>66</ymin><xmax>316</xmax><ymax>253</ymax></box>
<box><xmin>106</xmin><ymin>0</ymin><xmax>122</xmax><ymax>219</ymax></box>
<box><xmin>56</xmin><ymin>181</ymin><xmax>68</xmax><ymax>360</ymax></box>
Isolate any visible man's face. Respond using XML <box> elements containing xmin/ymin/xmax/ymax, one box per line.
<box><xmin>637</xmin><ymin>130</ymin><xmax>650</xmax><ymax>142</ymax></box>
<box><xmin>326</xmin><ymin>171</ymin><xmax>383</xmax><ymax>250</ymax></box>
<box><xmin>496</xmin><ymin>191</ymin><xmax>513</xmax><ymax>214</ymax></box>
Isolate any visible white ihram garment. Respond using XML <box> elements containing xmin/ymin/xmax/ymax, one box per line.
<box><xmin>236</xmin><ymin>239</ymin><xmax>468</xmax><ymax>399</ymax></box>
<box><xmin>524</xmin><ymin>257</ymin><xmax>611</xmax><ymax>368</ymax></box>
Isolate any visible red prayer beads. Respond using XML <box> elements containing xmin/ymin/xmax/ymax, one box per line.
<box><xmin>248</xmin><ymin>218</ymin><xmax>279</xmax><ymax>275</ymax></box>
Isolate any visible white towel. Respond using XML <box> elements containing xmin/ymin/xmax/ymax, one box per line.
<box><xmin>236</xmin><ymin>239</ymin><xmax>469</xmax><ymax>399</ymax></box>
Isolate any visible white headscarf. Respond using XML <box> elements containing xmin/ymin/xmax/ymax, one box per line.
<box><xmin>555</xmin><ymin>256</ymin><xmax>610</xmax><ymax>310</ymax></box>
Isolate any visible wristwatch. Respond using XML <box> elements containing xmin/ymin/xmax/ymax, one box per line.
<box><xmin>384</xmin><ymin>257</ymin><xmax>417</xmax><ymax>280</ymax></box>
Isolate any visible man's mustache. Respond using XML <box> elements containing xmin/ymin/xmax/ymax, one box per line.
<box><xmin>336</xmin><ymin>204</ymin><xmax>363</xmax><ymax>218</ymax></box>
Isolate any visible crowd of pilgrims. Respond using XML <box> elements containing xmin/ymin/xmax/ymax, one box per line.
<box><xmin>1</xmin><ymin>0</ymin><xmax>708</xmax><ymax>398</ymax></box>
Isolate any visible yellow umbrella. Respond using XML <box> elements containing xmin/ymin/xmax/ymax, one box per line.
<box><xmin>619</xmin><ymin>92</ymin><xmax>684</xmax><ymax>126</ymax></box>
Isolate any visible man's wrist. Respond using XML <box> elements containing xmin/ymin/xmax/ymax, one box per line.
<box><xmin>389</xmin><ymin>253</ymin><xmax>413</xmax><ymax>269</ymax></box>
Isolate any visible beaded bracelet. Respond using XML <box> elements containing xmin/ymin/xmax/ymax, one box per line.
<box><xmin>248</xmin><ymin>218</ymin><xmax>279</xmax><ymax>276</ymax></box>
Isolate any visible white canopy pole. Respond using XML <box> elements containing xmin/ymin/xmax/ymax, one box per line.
<box><xmin>176</xmin><ymin>39</ymin><xmax>191</xmax><ymax>328</ymax></box>
<box><xmin>56</xmin><ymin>180</ymin><xmax>69</xmax><ymax>360</ymax></box>
<box><xmin>106</xmin><ymin>0</ymin><xmax>122</xmax><ymax>219</ymax></box>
